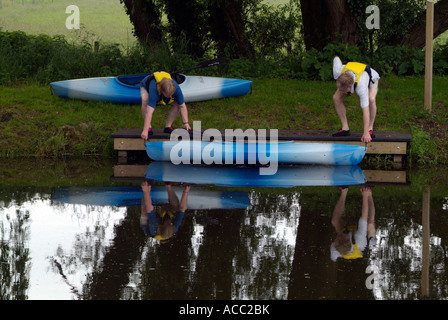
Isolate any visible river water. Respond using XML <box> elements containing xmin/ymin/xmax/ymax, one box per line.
<box><xmin>1</xmin><ymin>158</ymin><xmax>447</xmax><ymax>300</ymax></box>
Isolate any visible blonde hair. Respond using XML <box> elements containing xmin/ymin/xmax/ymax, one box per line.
<box><xmin>334</xmin><ymin>233</ymin><xmax>352</xmax><ymax>256</ymax></box>
<box><xmin>156</xmin><ymin>77</ymin><xmax>176</xmax><ymax>96</ymax></box>
<box><xmin>156</xmin><ymin>221</ymin><xmax>175</xmax><ymax>241</ymax></box>
<box><xmin>337</xmin><ymin>72</ymin><xmax>355</xmax><ymax>89</ymax></box>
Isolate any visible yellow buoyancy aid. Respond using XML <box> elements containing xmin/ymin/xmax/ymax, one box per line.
<box><xmin>153</xmin><ymin>71</ymin><xmax>175</xmax><ymax>105</ymax></box>
<box><xmin>340</xmin><ymin>225</ymin><xmax>364</xmax><ymax>260</ymax></box>
<box><xmin>339</xmin><ymin>62</ymin><xmax>368</xmax><ymax>89</ymax></box>
<box><xmin>157</xmin><ymin>209</ymin><xmax>175</xmax><ymax>220</ymax></box>
<box><xmin>341</xmin><ymin>243</ymin><xmax>363</xmax><ymax>260</ymax></box>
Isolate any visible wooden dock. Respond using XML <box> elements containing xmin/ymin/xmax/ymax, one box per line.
<box><xmin>110</xmin><ymin>128</ymin><xmax>412</xmax><ymax>164</ymax></box>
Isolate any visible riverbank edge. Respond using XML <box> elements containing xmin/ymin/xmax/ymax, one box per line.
<box><xmin>1</xmin><ymin>77</ymin><xmax>447</xmax><ymax>167</ymax></box>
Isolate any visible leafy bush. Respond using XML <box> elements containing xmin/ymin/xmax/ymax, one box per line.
<box><xmin>0</xmin><ymin>31</ymin><xmax>61</xmax><ymax>83</ymax></box>
<box><xmin>410</xmin><ymin>127</ymin><xmax>444</xmax><ymax>165</ymax></box>
<box><xmin>373</xmin><ymin>46</ymin><xmax>425</xmax><ymax>76</ymax></box>
<box><xmin>246</xmin><ymin>1</ymin><xmax>301</xmax><ymax>57</ymax></box>
<box><xmin>1</xmin><ymin>30</ymin><xmax>448</xmax><ymax>84</ymax></box>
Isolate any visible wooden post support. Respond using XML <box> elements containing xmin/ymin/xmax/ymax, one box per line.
<box><xmin>421</xmin><ymin>187</ymin><xmax>431</xmax><ymax>297</ymax></box>
<box><xmin>424</xmin><ymin>1</ymin><xmax>434</xmax><ymax>112</ymax></box>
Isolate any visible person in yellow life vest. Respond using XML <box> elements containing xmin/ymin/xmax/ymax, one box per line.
<box><xmin>140</xmin><ymin>180</ymin><xmax>190</xmax><ymax>242</ymax></box>
<box><xmin>332</xmin><ymin>56</ymin><xmax>380</xmax><ymax>143</ymax></box>
<box><xmin>140</xmin><ymin>71</ymin><xmax>192</xmax><ymax>140</ymax></box>
<box><xmin>330</xmin><ymin>186</ymin><xmax>377</xmax><ymax>261</ymax></box>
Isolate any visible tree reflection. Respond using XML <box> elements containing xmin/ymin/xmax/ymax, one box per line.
<box><xmin>0</xmin><ymin>208</ymin><xmax>31</xmax><ymax>300</ymax></box>
<box><xmin>3</xmin><ymin>181</ymin><xmax>448</xmax><ymax>300</ymax></box>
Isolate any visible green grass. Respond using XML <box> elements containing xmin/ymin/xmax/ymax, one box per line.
<box><xmin>1</xmin><ymin>76</ymin><xmax>447</xmax><ymax>166</ymax></box>
<box><xmin>0</xmin><ymin>0</ymin><xmax>135</xmax><ymax>48</ymax></box>
<box><xmin>1</xmin><ymin>1</ymin><xmax>448</xmax><ymax>166</ymax></box>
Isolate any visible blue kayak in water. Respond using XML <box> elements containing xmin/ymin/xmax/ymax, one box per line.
<box><xmin>145</xmin><ymin>140</ymin><xmax>366</xmax><ymax>166</ymax></box>
<box><xmin>50</xmin><ymin>73</ymin><xmax>252</xmax><ymax>104</ymax></box>
<box><xmin>51</xmin><ymin>186</ymin><xmax>251</xmax><ymax>209</ymax></box>
<box><xmin>144</xmin><ymin>162</ymin><xmax>366</xmax><ymax>188</ymax></box>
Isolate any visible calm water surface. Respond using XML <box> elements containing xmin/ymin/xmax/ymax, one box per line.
<box><xmin>1</xmin><ymin>158</ymin><xmax>447</xmax><ymax>300</ymax></box>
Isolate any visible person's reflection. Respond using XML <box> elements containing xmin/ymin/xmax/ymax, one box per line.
<box><xmin>140</xmin><ymin>180</ymin><xmax>190</xmax><ymax>242</ymax></box>
<box><xmin>330</xmin><ymin>186</ymin><xmax>377</xmax><ymax>261</ymax></box>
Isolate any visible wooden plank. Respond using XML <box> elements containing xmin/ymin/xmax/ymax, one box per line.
<box><xmin>111</xmin><ymin>128</ymin><xmax>412</xmax><ymax>142</ymax></box>
<box><xmin>111</xmin><ymin>128</ymin><xmax>171</xmax><ymax>139</ymax></box>
<box><xmin>113</xmin><ymin>138</ymin><xmax>407</xmax><ymax>154</ymax></box>
<box><xmin>275</xmin><ymin>130</ymin><xmax>412</xmax><ymax>142</ymax></box>
<box><xmin>114</xmin><ymin>138</ymin><xmax>145</xmax><ymax>151</ymax></box>
<box><xmin>424</xmin><ymin>1</ymin><xmax>434</xmax><ymax>112</ymax></box>
<box><xmin>113</xmin><ymin>135</ymin><xmax>409</xmax><ymax>155</ymax></box>
<box><xmin>114</xmin><ymin>164</ymin><xmax>147</xmax><ymax>178</ymax></box>
<box><xmin>363</xmin><ymin>170</ymin><xmax>407</xmax><ymax>184</ymax></box>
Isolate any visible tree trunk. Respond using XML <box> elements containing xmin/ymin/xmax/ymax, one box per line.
<box><xmin>221</xmin><ymin>0</ymin><xmax>253</xmax><ymax>58</ymax></box>
<box><xmin>208</xmin><ymin>3</ymin><xmax>234</xmax><ymax>56</ymax></box>
<box><xmin>165</xmin><ymin>0</ymin><xmax>206</xmax><ymax>57</ymax></box>
<box><xmin>300</xmin><ymin>0</ymin><xmax>359</xmax><ymax>50</ymax></box>
<box><xmin>121</xmin><ymin>0</ymin><xmax>163</xmax><ymax>46</ymax></box>
<box><xmin>325</xmin><ymin>0</ymin><xmax>360</xmax><ymax>45</ymax></box>
<box><xmin>207</xmin><ymin>0</ymin><xmax>253</xmax><ymax>58</ymax></box>
<box><xmin>393</xmin><ymin>0</ymin><xmax>448</xmax><ymax>48</ymax></box>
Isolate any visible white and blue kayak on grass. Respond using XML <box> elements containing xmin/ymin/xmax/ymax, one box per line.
<box><xmin>145</xmin><ymin>162</ymin><xmax>366</xmax><ymax>188</ymax></box>
<box><xmin>50</xmin><ymin>74</ymin><xmax>252</xmax><ymax>104</ymax></box>
<box><xmin>145</xmin><ymin>140</ymin><xmax>366</xmax><ymax>166</ymax></box>
<box><xmin>51</xmin><ymin>186</ymin><xmax>251</xmax><ymax>209</ymax></box>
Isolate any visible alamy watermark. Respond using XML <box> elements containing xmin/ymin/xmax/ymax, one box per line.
<box><xmin>169</xmin><ymin>121</ymin><xmax>279</xmax><ymax>175</ymax></box>
<box><xmin>66</xmin><ymin>5</ymin><xmax>80</xmax><ymax>30</ymax></box>
<box><xmin>365</xmin><ymin>5</ymin><xmax>380</xmax><ymax>30</ymax></box>
<box><xmin>365</xmin><ymin>265</ymin><xmax>382</xmax><ymax>290</ymax></box>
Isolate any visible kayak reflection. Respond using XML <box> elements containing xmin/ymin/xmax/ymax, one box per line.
<box><xmin>145</xmin><ymin>162</ymin><xmax>366</xmax><ymax>188</ymax></box>
<box><xmin>51</xmin><ymin>185</ymin><xmax>251</xmax><ymax>210</ymax></box>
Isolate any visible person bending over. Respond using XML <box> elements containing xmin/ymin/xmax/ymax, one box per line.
<box><xmin>332</xmin><ymin>57</ymin><xmax>380</xmax><ymax>143</ymax></box>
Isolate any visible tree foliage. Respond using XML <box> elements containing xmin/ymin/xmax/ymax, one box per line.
<box><xmin>120</xmin><ymin>0</ymin><xmax>164</xmax><ymax>46</ymax></box>
<box><xmin>164</xmin><ymin>0</ymin><xmax>210</xmax><ymax>57</ymax></box>
<box><xmin>120</xmin><ymin>0</ymin><xmax>301</xmax><ymax>58</ymax></box>
<box><xmin>120</xmin><ymin>0</ymin><xmax>448</xmax><ymax>59</ymax></box>
<box><xmin>301</xmin><ymin>0</ymin><xmax>448</xmax><ymax>51</ymax></box>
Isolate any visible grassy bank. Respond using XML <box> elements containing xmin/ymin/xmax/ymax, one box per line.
<box><xmin>1</xmin><ymin>76</ymin><xmax>447</xmax><ymax>166</ymax></box>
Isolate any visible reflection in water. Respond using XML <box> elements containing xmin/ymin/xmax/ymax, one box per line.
<box><xmin>0</xmin><ymin>205</ymin><xmax>30</xmax><ymax>300</ymax></box>
<box><xmin>140</xmin><ymin>181</ymin><xmax>190</xmax><ymax>241</ymax></box>
<box><xmin>144</xmin><ymin>162</ymin><xmax>366</xmax><ymax>187</ymax></box>
<box><xmin>1</xmin><ymin>161</ymin><xmax>448</xmax><ymax>300</ymax></box>
<box><xmin>1</xmin><ymin>197</ymin><xmax>127</xmax><ymax>299</ymax></box>
<box><xmin>330</xmin><ymin>186</ymin><xmax>376</xmax><ymax>261</ymax></box>
<box><xmin>52</xmin><ymin>185</ymin><xmax>251</xmax><ymax>209</ymax></box>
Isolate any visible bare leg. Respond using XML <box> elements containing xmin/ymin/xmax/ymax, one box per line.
<box><xmin>166</xmin><ymin>102</ymin><xmax>191</xmax><ymax>130</ymax></box>
<box><xmin>366</xmin><ymin>188</ymin><xmax>376</xmax><ymax>237</ymax></box>
<box><xmin>140</xmin><ymin>87</ymin><xmax>149</xmax><ymax>119</ymax></box>
<box><xmin>333</xmin><ymin>90</ymin><xmax>349</xmax><ymax>130</ymax></box>
<box><xmin>166</xmin><ymin>103</ymin><xmax>180</xmax><ymax>128</ymax></box>
<box><xmin>179</xmin><ymin>185</ymin><xmax>190</xmax><ymax>212</ymax></box>
<box><xmin>166</xmin><ymin>184</ymin><xmax>180</xmax><ymax>212</ymax></box>
<box><xmin>141</xmin><ymin>182</ymin><xmax>154</xmax><ymax>214</ymax></box>
<box><xmin>140</xmin><ymin>88</ymin><xmax>154</xmax><ymax>140</ymax></box>
<box><xmin>331</xmin><ymin>188</ymin><xmax>348</xmax><ymax>233</ymax></box>
<box><xmin>368</xmin><ymin>87</ymin><xmax>378</xmax><ymax>131</ymax></box>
